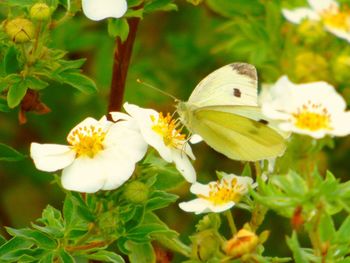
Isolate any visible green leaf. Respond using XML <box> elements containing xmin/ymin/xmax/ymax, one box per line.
<box><xmin>286</xmin><ymin>232</ymin><xmax>309</xmax><ymax>263</ymax></box>
<box><xmin>57</xmin><ymin>58</ymin><xmax>87</xmax><ymax>72</ymax></box>
<box><xmin>108</xmin><ymin>18</ymin><xmax>130</xmax><ymax>42</ymax></box>
<box><xmin>63</xmin><ymin>194</ymin><xmax>75</xmax><ymax>228</ymax></box>
<box><xmin>7</xmin><ymin>79</ymin><xmax>28</xmax><ymax>108</ymax></box>
<box><xmin>125</xmin><ymin>241</ymin><xmax>156</xmax><ymax>263</ymax></box>
<box><xmin>0</xmin><ymin>143</ymin><xmax>25</xmax><ymax>162</ymax></box>
<box><xmin>58</xmin><ymin>249</ymin><xmax>75</xmax><ymax>263</ymax></box>
<box><xmin>336</xmin><ymin>216</ymin><xmax>350</xmax><ymax>241</ymax></box>
<box><xmin>0</xmin><ymin>237</ymin><xmax>33</xmax><ymax>259</ymax></box>
<box><xmin>60</xmin><ymin>72</ymin><xmax>97</xmax><ymax>94</ymax></box>
<box><xmin>319</xmin><ymin>214</ymin><xmax>335</xmax><ymax>243</ymax></box>
<box><xmin>3</xmin><ymin>46</ymin><xmax>20</xmax><ymax>74</ymax></box>
<box><xmin>38</xmin><ymin>252</ymin><xmax>55</xmax><ymax>263</ymax></box>
<box><xmin>85</xmin><ymin>250</ymin><xmax>125</xmax><ymax>263</ymax></box>
<box><xmin>25</xmin><ymin>76</ymin><xmax>49</xmax><ymax>90</ymax></box>
<box><xmin>0</xmin><ymin>235</ymin><xmax>5</xmax><ymax>246</ymax></box>
<box><xmin>127</xmin><ymin>224</ymin><xmax>176</xmax><ymax>242</ymax></box>
<box><xmin>144</xmin><ymin>0</ymin><xmax>175</xmax><ymax>13</ymax></box>
<box><xmin>6</xmin><ymin>228</ymin><xmax>57</xmax><ymax>249</ymax></box>
<box><xmin>206</xmin><ymin>0</ymin><xmax>264</xmax><ymax>18</ymax></box>
<box><xmin>146</xmin><ymin>191</ymin><xmax>178</xmax><ymax>211</ymax></box>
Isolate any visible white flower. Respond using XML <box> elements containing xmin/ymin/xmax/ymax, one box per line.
<box><xmin>179</xmin><ymin>173</ymin><xmax>254</xmax><ymax>214</ymax></box>
<box><xmin>82</xmin><ymin>0</ymin><xmax>128</xmax><ymax>21</ymax></box>
<box><xmin>261</xmin><ymin>76</ymin><xmax>350</xmax><ymax>139</ymax></box>
<box><xmin>120</xmin><ymin>103</ymin><xmax>196</xmax><ymax>183</ymax></box>
<box><xmin>282</xmin><ymin>0</ymin><xmax>350</xmax><ymax>43</ymax></box>
<box><xmin>30</xmin><ymin>115</ymin><xmax>147</xmax><ymax>193</ymax></box>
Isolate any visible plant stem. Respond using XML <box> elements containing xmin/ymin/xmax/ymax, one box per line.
<box><xmin>107</xmin><ymin>15</ymin><xmax>141</xmax><ymax>114</ymax></box>
<box><xmin>224</xmin><ymin>210</ymin><xmax>237</xmax><ymax>236</ymax></box>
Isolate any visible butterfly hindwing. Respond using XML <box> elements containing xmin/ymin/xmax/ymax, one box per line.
<box><xmin>188</xmin><ymin>63</ymin><xmax>258</xmax><ymax>108</ymax></box>
<box><xmin>191</xmin><ymin>107</ymin><xmax>286</xmax><ymax>161</ymax></box>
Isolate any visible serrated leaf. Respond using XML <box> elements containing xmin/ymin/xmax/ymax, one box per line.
<box><xmin>146</xmin><ymin>191</ymin><xmax>178</xmax><ymax>211</ymax></box>
<box><xmin>125</xmin><ymin>241</ymin><xmax>156</xmax><ymax>263</ymax></box>
<box><xmin>7</xmin><ymin>80</ymin><xmax>27</xmax><ymax>108</ymax></box>
<box><xmin>3</xmin><ymin>46</ymin><xmax>20</xmax><ymax>74</ymax></box>
<box><xmin>6</xmin><ymin>228</ymin><xmax>57</xmax><ymax>249</ymax></box>
<box><xmin>0</xmin><ymin>143</ymin><xmax>25</xmax><ymax>162</ymax></box>
<box><xmin>85</xmin><ymin>250</ymin><xmax>125</xmax><ymax>263</ymax></box>
<box><xmin>60</xmin><ymin>72</ymin><xmax>97</xmax><ymax>94</ymax></box>
<box><xmin>108</xmin><ymin>18</ymin><xmax>130</xmax><ymax>42</ymax></box>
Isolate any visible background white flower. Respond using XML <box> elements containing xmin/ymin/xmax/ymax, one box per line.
<box><xmin>179</xmin><ymin>173</ymin><xmax>254</xmax><ymax>214</ymax></box>
<box><xmin>261</xmin><ymin>76</ymin><xmax>350</xmax><ymax>139</ymax></box>
<box><xmin>30</xmin><ymin>115</ymin><xmax>147</xmax><ymax>193</ymax></box>
<box><xmin>282</xmin><ymin>0</ymin><xmax>350</xmax><ymax>43</ymax></box>
<box><xmin>121</xmin><ymin>103</ymin><xmax>196</xmax><ymax>183</ymax></box>
<box><xmin>82</xmin><ymin>0</ymin><xmax>128</xmax><ymax>21</ymax></box>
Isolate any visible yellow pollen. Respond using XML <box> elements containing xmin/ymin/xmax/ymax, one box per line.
<box><xmin>198</xmin><ymin>178</ymin><xmax>246</xmax><ymax>205</ymax></box>
<box><xmin>151</xmin><ymin>112</ymin><xmax>186</xmax><ymax>148</ymax></box>
<box><xmin>321</xmin><ymin>6</ymin><xmax>350</xmax><ymax>30</ymax></box>
<box><xmin>292</xmin><ymin>101</ymin><xmax>332</xmax><ymax>131</ymax></box>
<box><xmin>67</xmin><ymin>125</ymin><xmax>106</xmax><ymax>158</ymax></box>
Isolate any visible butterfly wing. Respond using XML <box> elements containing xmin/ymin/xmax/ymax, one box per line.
<box><xmin>188</xmin><ymin>63</ymin><xmax>258</xmax><ymax>107</ymax></box>
<box><xmin>190</xmin><ymin>107</ymin><xmax>286</xmax><ymax>161</ymax></box>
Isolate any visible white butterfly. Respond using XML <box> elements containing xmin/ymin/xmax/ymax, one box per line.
<box><xmin>176</xmin><ymin>63</ymin><xmax>287</xmax><ymax>161</ymax></box>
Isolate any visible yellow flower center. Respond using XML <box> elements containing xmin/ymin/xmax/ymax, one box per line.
<box><xmin>292</xmin><ymin>101</ymin><xmax>332</xmax><ymax>131</ymax></box>
<box><xmin>68</xmin><ymin>125</ymin><xmax>106</xmax><ymax>158</ymax></box>
<box><xmin>321</xmin><ymin>6</ymin><xmax>350</xmax><ymax>30</ymax></box>
<box><xmin>199</xmin><ymin>178</ymin><xmax>246</xmax><ymax>205</ymax></box>
<box><xmin>151</xmin><ymin>112</ymin><xmax>186</xmax><ymax>148</ymax></box>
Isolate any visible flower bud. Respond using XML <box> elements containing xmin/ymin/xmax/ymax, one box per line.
<box><xmin>123</xmin><ymin>181</ymin><xmax>149</xmax><ymax>203</ymax></box>
<box><xmin>332</xmin><ymin>54</ymin><xmax>350</xmax><ymax>83</ymax></box>
<box><xmin>196</xmin><ymin>213</ymin><xmax>221</xmax><ymax>232</ymax></box>
<box><xmin>297</xmin><ymin>20</ymin><xmax>326</xmax><ymax>45</ymax></box>
<box><xmin>4</xmin><ymin>18</ymin><xmax>35</xmax><ymax>43</ymax></box>
<box><xmin>191</xmin><ymin>230</ymin><xmax>221</xmax><ymax>261</ymax></box>
<box><xmin>225</xmin><ymin>229</ymin><xmax>259</xmax><ymax>258</ymax></box>
<box><xmin>294</xmin><ymin>51</ymin><xmax>329</xmax><ymax>83</ymax></box>
<box><xmin>30</xmin><ymin>3</ymin><xmax>51</xmax><ymax>21</ymax></box>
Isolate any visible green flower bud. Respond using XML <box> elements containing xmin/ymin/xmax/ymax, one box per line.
<box><xmin>123</xmin><ymin>181</ymin><xmax>149</xmax><ymax>203</ymax></box>
<box><xmin>332</xmin><ymin>54</ymin><xmax>350</xmax><ymax>83</ymax></box>
<box><xmin>30</xmin><ymin>3</ymin><xmax>51</xmax><ymax>21</ymax></box>
<box><xmin>191</xmin><ymin>230</ymin><xmax>221</xmax><ymax>261</ymax></box>
<box><xmin>294</xmin><ymin>51</ymin><xmax>329</xmax><ymax>83</ymax></box>
<box><xmin>4</xmin><ymin>18</ymin><xmax>35</xmax><ymax>43</ymax></box>
<box><xmin>297</xmin><ymin>20</ymin><xmax>326</xmax><ymax>45</ymax></box>
<box><xmin>196</xmin><ymin>214</ymin><xmax>221</xmax><ymax>232</ymax></box>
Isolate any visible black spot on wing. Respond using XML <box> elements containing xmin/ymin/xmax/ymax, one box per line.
<box><xmin>233</xmin><ymin>88</ymin><xmax>241</xmax><ymax>98</ymax></box>
<box><xmin>230</xmin><ymin>63</ymin><xmax>257</xmax><ymax>81</ymax></box>
<box><xmin>259</xmin><ymin>119</ymin><xmax>269</xmax><ymax>125</ymax></box>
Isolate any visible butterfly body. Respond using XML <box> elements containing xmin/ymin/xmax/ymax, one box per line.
<box><xmin>176</xmin><ymin>63</ymin><xmax>287</xmax><ymax>162</ymax></box>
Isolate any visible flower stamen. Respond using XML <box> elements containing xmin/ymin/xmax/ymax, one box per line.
<box><xmin>68</xmin><ymin>125</ymin><xmax>106</xmax><ymax>158</ymax></box>
<box><xmin>292</xmin><ymin>101</ymin><xmax>332</xmax><ymax>131</ymax></box>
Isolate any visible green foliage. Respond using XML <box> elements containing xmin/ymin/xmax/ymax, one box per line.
<box><xmin>0</xmin><ymin>143</ymin><xmax>25</xmax><ymax>162</ymax></box>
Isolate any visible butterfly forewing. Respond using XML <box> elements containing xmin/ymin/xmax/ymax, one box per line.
<box><xmin>191</xmin><ymin>108</ymin><xmax>286</xmax><ymax>161</ymax></box>
<box><xmin>188</xmin><ymin>63</ymin><xmax>258</xmax><ymax>108</ymax></box>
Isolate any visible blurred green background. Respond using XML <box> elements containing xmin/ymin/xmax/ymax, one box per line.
<box><xmin>1</xmin><ymin>0</ymin><xmax>350</xmax><ymax>259</ymax></box>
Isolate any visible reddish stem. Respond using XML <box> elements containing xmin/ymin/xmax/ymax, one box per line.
<box><xmin>107</xmin><ymin>16</ymin><xmax>141</xmax><ymax>115</ymax></box>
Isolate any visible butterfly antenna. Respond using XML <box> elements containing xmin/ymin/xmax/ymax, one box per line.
<box><xmin>137</xmin><ymin>79</ymin><xmax>178</xmax><ymax>101</ymax></box>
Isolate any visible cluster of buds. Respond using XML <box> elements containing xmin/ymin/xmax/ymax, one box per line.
<box><xmin>3</xmin><ymin>2</ymin><xmax>51</xmax><ymax>43</ymax></box>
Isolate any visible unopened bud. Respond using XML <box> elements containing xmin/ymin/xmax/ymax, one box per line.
<box><xmin>294</xmin><ymin>51</ymin><xmax>329</xmax><ymax>83</ymax></box>
<box><xmin>30</xmin><ymin>3</ymin><xmax>51</xmax><ymax>21</ymax></box>
<box><xmin>191</xmin><ymin>230</ymin><xmax>221</xmax><ymax>261</ymax></box>
<box><xmin>297</xmin><ymin>20</ymin><xmax>326</xmax><ymax>45</ymax></box>
<box><xmin>4</xmin><ymin>18</ymin><xmax>35</xmax><ymax>43</ymax></box>
<box><xmin>123</xmin><ymin>181</ymin><xmax>149</xmax><ymax>203</ymax></box>
<box><xmin>225</xmin><ymin>229</ymin><xmax>259</xmax><ymax>258</ymax></box>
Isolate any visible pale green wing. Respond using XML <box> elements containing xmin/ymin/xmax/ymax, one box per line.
<box><xmin>188</xmin><ymin>63</ymin><xmax>258</xmax><ymax>107</ymax></box>
<box><xmin>190</xmin><ymin>108</ymin><xmax>286</xmax><ymax>161</ymax></box>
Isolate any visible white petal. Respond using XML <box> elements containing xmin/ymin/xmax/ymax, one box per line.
<box><xmin>325</xmin><ymin>26</ymin><xmax>350</xmax><ymax>43</ymax></box>
<box><xmin>282</xmin><ymin>8</ymin><xmax>320</xmax><ymax>24</ymax></box>
<box><xmin>67</xmin><ymin>117</ymin><xmax>108</xmax><ymax>139</ymax></box>
<box><xmin>330</xmin><ymin>112</ymin><xmax>350</xmax><ymax>136</ymax></box>
<box><xmin>61</xmin><ymin>156</ymin><xmax>106</xmax><ymax>193</ymax></box>
<box><xmin>171</xmin><ymin>150</ymin><xmax>196</xmax><ymax>183</ymax></box>
<box><xmin>109</xmin><ymin>111</ymin><xmax>133</xmax><ymax>122</ymax></box>
<box><xmin>104</xmin><ymin>121</ymin><xmax>148</xmax><ymax>162</ymax></box>
<box><xmin>178</xmin><ymin>198</ymin><xmax>212</xmax><ymax>214</ymax></box>
<box><xmin>82</xmin><ymin>0</ymin><xmax>128</xmax><ymax>21</ymax></box>
<box><xmin>30</xmin><ymin>143</ymin><xmax>75</xmax><ymax>172</ymax></box>
<box><xmin>190</xmin><ymin>182</ymin><xmax>211</xmax><ymax>195</ymax></box>
<box><xmin>208</xmin><ymin>202</ymin><xmax>235</xmax><ymax>213</ymax></box>
<box><xmin>190</xmin><ymin>134</ymin><xmax>203</xmax><ymax>144</ymax></box>
<box><xmin>308</xmin><ymin>0</ymin><xmax>338</xmax><ymax>13</ymax></box>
